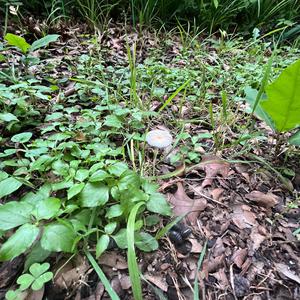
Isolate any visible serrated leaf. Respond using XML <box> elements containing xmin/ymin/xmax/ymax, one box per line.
<box><xmin>11</xmin><ymin>132</ymin><xmax>32</xmax><ymax>143</ymax></box>
<box><xmin>5</xmin><ymin>33</ymin><xmax>31</xmax><ymax>54</ymax></box>
<box><xmin>289</xmin><ymin>129</ymin><xmax>300</xmax><ymax>145</ymax></box>
<box><xmin>41</xmin><ymin>223</ymin><xmax>76</xmax><ymax>253</ymax></box>
<box><xmin>78</xmin><ymin>182</ymin><xmax>109</xmax><ymax>207</ymax></box>
<box><xmin>0</xmin><ymin>177</ymin><xmax>22</xmax><ymax>199</ymax></box>
<box><xmin>67</xmin><ymin>183</ymin><xmax>85</xmax><ymax>200</ymax></box>
<box><xmin>0</xmin><ymin>224</ymin><xmax>39</xmax><ymax>261</ymax></box>
<box><xmin>96</xmin><ymin>234</ymin><xmax>110</xmax><ymax>258</ymax></box>
<box><xmin>30</xmin><ymin>34</ymin><xmax>60</xmax><ymax>51</ymax></box>
<box><xmin>262</xmin><ymin>59</ymin><xmax>300</xmax><ymax>132</ymax></box>
<box><xmin>146</xmin><ymin>193</ymin><xmax>172</xmax><ymax>216</ymax></box>
<box><xmin>0</xmin><ymin>113</ymin><xmax>18</xmax><ymax>122</ymax></box>
<box><xmin>0</xmin><ymin>201</ymin><xmax>33</xmax><ymax>230</ymax></box>
<box><xmin>33</xmin><ymin>198</ymin><xmax>61</xmax><ymax>220</ymax></box>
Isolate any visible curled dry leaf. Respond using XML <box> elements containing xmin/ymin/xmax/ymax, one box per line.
<box><xmin>194</xmin><ymin>155</ymin><xmax>230</xmax><ymax>188</ymax></box>
<box><xmin>231</xmin><ymin>204</ymin><xmax>257</xmax><ymax>229</ymax></box>
<box><xmin>275</xmin><ymin>263</ymin><xmax>300</xmax><ymax>284</ymax></box>
<box><xmin>249</xmin><ymin>225</ymin><xmax>267</xmax><ymax>254</ymax></box>
<box><xmin>168</xmin><ymin>182</ymin><xmax>207</xmax><ymax>224</ymax></box>
<box><xmin>245</xmin><ymin>191</ymin><xmax>280</xmax><ymax>208</ymax></box>
<box><xmin>232</xmin><ymin>248</ymin><xmax>248</xmax><ymax>268</ymax></box>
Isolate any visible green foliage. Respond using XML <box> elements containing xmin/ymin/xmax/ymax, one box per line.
<box><xmin>6</xmin><ymin>263</ymin><xmax>53</xmax><ymax>300</ymax></box>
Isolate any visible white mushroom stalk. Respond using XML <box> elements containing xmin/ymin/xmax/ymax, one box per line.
<box><xmin>146</xmin><ymin>129</ymin><xmax>173</xmax><ymax>176</ymax></box>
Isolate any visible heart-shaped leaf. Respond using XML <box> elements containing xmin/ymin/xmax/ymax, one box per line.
<box><xmin>29</xmin><ymin>262</ymin><xmax>50</xmax><ymax>278</ymax></box>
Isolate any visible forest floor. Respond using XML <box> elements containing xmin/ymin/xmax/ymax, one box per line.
<box><xmin>0</xmin><ymin>21</ymin><xmax>300</xmax><ymax>300</ymax></box>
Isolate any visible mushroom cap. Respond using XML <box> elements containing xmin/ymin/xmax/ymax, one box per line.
<box><xmin>146</xmin><ymin>129</ymin><xmax>173</xmax><ymax>149</ymax></box>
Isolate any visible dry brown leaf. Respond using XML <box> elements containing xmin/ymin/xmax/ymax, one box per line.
<box><xmin>232</xmin><ymin>248</ymin><xmax>248</xmax><ymax>268</ymax></box>
<box><xmin>210</xmin><ymin>268</ymin><xmax>229</xmax><ymax>289</ymax></box>
<box><xmin>210</xmin><ymin>188</ymin><xmax>224</xmax><ymax>201</ymax></box>
<box><xmin>98</xmin><ymin>251</ymin><xmax>128</xmax><ymax>270</ymax></box>
<box><xmin>245</xmin><ymin>191</ymin><xmax>279</xmax><ymax>208</ymax></box>
<box><xmin>120</xmin><ymin>275</ymin><xmax>132</xmax><ymax>290</ymax></box>
<box><xmin>231</xmin><ymin>204</ymin><xmax>257</xmax><ymax>229</ymax></box>
<box><xmin>168</xmin><ymin>182</ymin><xmax>207</xmax><ymax>224</ymax></box>
<box><xmin>144</xmin><ymin>274</ymin><xmax>168</xmax><ymax>292</ymax></box>
<box><xmin>203</xmin><ymin>254</ymin><xmax>225</xmax><ymax>278</ymax></box>
<box><xmin>24</xmin><ymin>286</ymin><xmax>44</xmax><ymax>300</ymax></box>
<box><xmin>212</xmin><ymin>237</ymin><xmax>226</xmax><ymax>257</ymax></box>
<box><xmin>189</xmin><ymin>238</ymin><xmax>203</xmax><ymax>253</ymax></box>
<box><xmin>275</xmin><ymin>263</ymin><xmax>300</xmax><ymax>284</ymax></box>
<box><xmin>198</xmin><ymin>155</ymin><xmax>230</xmax><ymax>188</ymax></box>
<box><xmin>249</xmin><ymin>225</ymin><xmax>267</xmax><ymax>254</ymax></box>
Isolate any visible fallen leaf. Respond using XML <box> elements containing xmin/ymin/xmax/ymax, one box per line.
<box><xmin>120</xmin><ymin>275</ymin><xmax>131</xmax><ymax>290</ymax></box>
<box><xmin>245</xmin><ymin>191</ymin><xmax>279</xmax><ymax>208</ymax></box>
<box><xmin>98</xmin><ymin>251</ymin><xmax>128</xmax><ymax>270</ymax></box>
<box><xmin>168</xmin><ymin>182</ymin><xmax>207</xmax><ymax>224</ymax></box>
<box><xmin>189</xmin><ymin>238</ymin><xmax>203</xmax><ymax>253</ymax></box>
<box><xmin>210</xmin><ymin>188</ymin><xmax>224</xmax><ymax>201</ymax></box>
<box><xmin>231</xmin><ymin>204</ymin><xmax>257</xmax><ymax>229</ymax></box>
<box><xmin>232</xmin><ymin>248</ymin><xmax>248</xmax><ymax>268</ymax></box>
<box><xmin>144</xmin><ymin>274</ymin><xmax>168</xmax><ymax>292</ymax></box>
<box><xmin>275</xmin><ymin>263</ymin><xmax>300</xmax><ymax>284</ymax></box>
<box><xmin>196</xmin><ymin>155</ymin><xmax>230</xmax><ymax>188</ymax></box>
<box><xmin>212</xmin><ymin>238</ymin><xmax>226</xmax><ymax>257</ymax></box>
<box><xmin>210</xmin><ymin>268</ymin><xmax>229</xmax><ymax>289</ymax></box>
<box><xmin>24</xmin><ymin>286</ymin><xmax>44</xmax><ymax>300</ymax></box>
<box><xmin>249</xmin><ymin>225</ymin><xmax>267</xmax><ymax>254</ymax></box>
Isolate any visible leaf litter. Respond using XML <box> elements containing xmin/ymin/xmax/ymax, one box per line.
<box><xmin>0</xmin><ymin>21</ymin><xmax>300</xmax><ymax>300</ymax></box>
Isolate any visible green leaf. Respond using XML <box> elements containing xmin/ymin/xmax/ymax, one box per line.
<box><xmin>104</xmin><ymin>115</ymin><xmax>122</xmax><ymax>128</ymax></box>
<box><xmin>33</xmin><ymin>198</ymin><xmax>61</xmax><ymax>220</ymax></box>
<box><xmin>30</xmin><ymin>34</ymin><xmax>60</xmax><ymax>51</ymax></box>
<box><xmin>5</xmin><ymin>289</ymin><xmax>22</xmax><ymax>300</ymax></box>
<box><xmin>31</xmin><ymin>272</ymin><xmax>53</xmax><ymax>290</ymax></box>
<box><xmin>89</xmin><ymin>170</ymin><xmax>110</xmax><ymax>182</ymax></box>
<box><xmin>17</xmin><ymin>274</ymin><xmax>35</xmax><ymax>291</ymax></box>
<box><xmin>96</xmin><ymin>234</ymin><xmax>110</xmax><ymax>258</ymax></box>
<box><xmin>11</xmin><ymin>132</ymin><xmax>33</xmax><ymax>143</ymax></box>
<box><xmin>105</xmin><ymin>204</ymin><xmax>123</xmax><ymax>219</ymax></box>
<box><xmin>112</xmin><ymin>229</ymin><xmax>127</xmax><ymax>249</ymax></box>
<box><xmin>78</xmin><ymin>182</ymin><xmax>109</xmax><ymax>207</ymax></box>
<box><xmin>262</xmin><ymin>59</ymin><xmax>300</xmax><ymax>132</ymax></box>
<box><xmin>67</xmin><ymin>183</ymin><xmax>85</xmax><ymax>200</ymax></box>
<box><xmin>75</xmin><ymin>169</ymin><xmax>89</xmax><ymax>182</ymax></box>
<box><xmin>41</xmin><ymin>223</ymin><xmax>76</xmax><ymax>253</ymax></box>
<box><xmin>0</xmin><ymin>177</ymin><xmax>23</xmax><ymax>199</ymax></box>
<box><xmin>24</xmin><ymin>242</ymin><xmax>51</xmax><ymax>271</ymax></box>
<box><xmin>289</xmin><ymin>129</ymin><xmax>300</xmax><ymax>145</ymax></box>
<box><xmin>29</xmin><ymin>262</ymin><xmax>50</xmax><ymax>278</ymax></box>
<box><xmin>107</xmin><ymin>162</ymin><xmax>128</xmax><ymax>177</ymax></box>
<box><xmin>0</xmin><ymin>113</ymin><xmax>18</xmax><ymax>122</ymax></box>
<box><xmin>0</xmin><ymin>201</ymin><xmax>33</xmax><ymax>230</ymax></box>
<box><xmin>104</xmin><ymin>222</ymin><xmax>117</xmax><ymax>234</ymax></box>
<box><xmin>146</xmin><ymin>193</ymin><xmax>172</xmax><ymax>216</ymax></box>
<box><xmin>5</xmin><ymin>33</ymin><xmax>31</xmax><ymax>54</ymax></box>
<box><xmin>135</xmin><ymin>232</ymin><xmax>158</xmax><ymax>252</ymax></box>
<box><xmin>0</xmin><ymin>224</ymin><xmax>39</xmax><ymax>261</ymax></box>
<box><xmin>244</xmin><ymin>86</ymin><xmax>275</xmax><ymax>130</ymax></box>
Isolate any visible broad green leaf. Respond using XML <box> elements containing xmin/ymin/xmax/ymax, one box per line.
<box><xmin>41</xmin><ymin>223</ymin><xmax>76</xmax><ymax>253</ymax></box>
<box><xmin>104</xmin><ymin>115</ymin><xmax>122</xmax><ymax>128</ymax></box>
<box><xmin>289</xmin><ymin>129</ymin><xmax>300</xmax><ymax>145</ymax></box>
<box><xmin>96</xmin><ymin>234</ymin><xmax>110</xmax><ymax>258</ymax></box>
<box><xmin>0</xmin><ymin>201</ymin><xmax>33</xmax><ymax>230</ymax></box>
<box><xmin>0</xmin><ymin>177</ymin><xmax>22</xmax><ymax>199</ymax></box>
<box><xmin>244</xmin><ymin>86</ymin><xmax>275</xmax><ymax>130</ymax></box>
<box><xmin>107</xmin><ymin>162</ymin><xmax>128</xmax><ymax>177</ymax></box>
<box><xmin>78</xmin><ymin>182</ymin><xmax>109</xmax><ymax>207</ymax></box>
<box><xmin>67</xmin><ymin>183</ymin><xmax>85</xmax><ymax>200</ymax></box>
<box><xmin>104</xmin><ymin>222</ymin><xmax>117</xmax><ymax>234</ymax></box>
<box><xmin>89</xmin><ymin>170</ymin><xmax>110</xmax><ymax>182</ymax></box>
<box><xmin>112</xmin><ymin>229</ymin><xmax>127</xmax><ymax>249</ymax></box>
<box><xmin>0</xmin><ymin>113</ymin><xmax>18</xmax><ymax>122</ymax></box>
<box><xmin>11</xmin><ymin>132</ymin><xmax>32</xmax><ymax>143</ymax></box>
<box><xmin>17</xmin><ymin>274</ymin><xmax>35</xmax><ymax>291</ymax></box>
<box><xmin>75</xmin><ymin>169</ymin><xmax>89</xmax><ymax>182</ymax></box>
<box><xmin>105</xmin><ymin>204</ymin><xmax>123</xmax><ymax>219</ymax></box>
<box><xmin>30</xmin><ymin>34</ymin><xmax>60</xmax><ymax>51</ymax></box>
<box><xmin>31</xmin><ymin>272</ymin><xmax>53</xmax><ymax>290</ymax></box>
<box><xmin>5</xmin><ymin>290</ymin><xmax>22</xmax><ymax>300</ymax></box>
<box><xmin>0</xmin><ymin>224</ymin><xmax>39</xmax><ymax>261</ymax></box>
<box><xmin>213</xmin><ymin>0</ymin><xmax>218</xmax><ymax>8</ymax></box>
<box><xmin>24</xmin><ymin>242</ymin><xmax>51</xmax><ymax>271</ymax></box>
<box><xmin>146</xmin><ymin>193</ymin><xmax>172</xmax><ymax>216</ymax></box>
<box><xmin>262</xmin><ymin>59</ymin><xmax>300</xmax><ymax>132</ymax></box>
<box><xmin>5</xmin><ymin>33</ymin><xmax>31</xmax><ymax>54</ymax></box>
<box><xmin>33</xmin><ymin>198</ymin><xmax>61</xmax><ymax>220</ymax></box>
<box><xmin>29</xmin><ymin>262</ymin><xmax>50</xmax><ymax>278</ymax></box>
<box><xmin>135</xmin><ymin>232</ymin><xmax>158</xmax><ymax>252</ymax></box>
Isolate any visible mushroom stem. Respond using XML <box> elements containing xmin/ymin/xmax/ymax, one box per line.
<box><xmin>152</xmin><ymin>148</ymin><xmax>159</xmax><ymax>176</ymax></box>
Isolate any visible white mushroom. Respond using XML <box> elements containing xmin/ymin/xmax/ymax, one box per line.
<box><xmin>146</xmin><ymin>129</ymin><xmax>173</xmax><ymax>149</ymax></box>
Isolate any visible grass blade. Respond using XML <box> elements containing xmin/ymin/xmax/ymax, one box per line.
<box><xmin>84</xmin><ymin>248</ymin><xmax>120</xmax><ymax>300</ymax></box>
<box><xmin>194</xmin><ymin>241</ymin><xmax>207</xmax><ymax>300</ymax></box>
<box><xmin>127</xmin><ymin>202</ymin><xmax>145</xmax><ymax>300</ymax></box>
